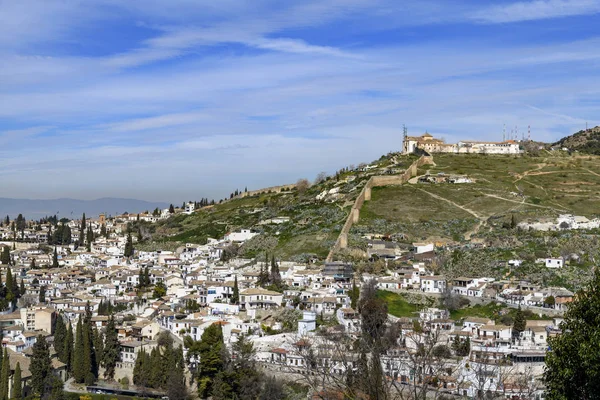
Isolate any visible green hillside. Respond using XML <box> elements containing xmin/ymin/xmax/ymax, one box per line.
<box><xmin>353</xmin><ymin>152</ymin><xmax>600</xmax><ymax>244</ymax></box>
<box><xmin>553</xmin><ymin>126</ymin><xmax>600</xmax><ymax>155</ymax></box>
<box><xmin>143</xmin><ymin>150</ymin><xmax>600</xmax><ymax>268</ymax></box>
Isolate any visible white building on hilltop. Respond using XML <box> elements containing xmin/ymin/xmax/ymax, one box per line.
<box><xmin>403</xmin><ymin>133</ymin><xmax>521</xmax><ymax>155</ymax></box>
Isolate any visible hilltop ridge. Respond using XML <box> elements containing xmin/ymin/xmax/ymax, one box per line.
<box><xmin>553</xmin><ymin>126</ymin><xmax>600</xmax><ymax>154</ymax></box>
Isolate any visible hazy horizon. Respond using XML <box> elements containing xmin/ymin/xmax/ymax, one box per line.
<box><xmin>2</xmin><ymin>0</ymin><xmax>599</xmax><ymax>201</ymax></box>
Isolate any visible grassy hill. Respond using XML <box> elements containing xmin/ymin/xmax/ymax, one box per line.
<box><xmin>144</xmin><ymin>151</ymin><xmax>600</xmax><ymax>266</ymax></box>
<box><xmin>553</xmin><ymin>126</ymin><xmax>600</xmax><ymax>155</ymax></box>
<box><xmin>352</xmin><ymin>152</ymin><xmax>600</xmax><ymax>244</ymax></box>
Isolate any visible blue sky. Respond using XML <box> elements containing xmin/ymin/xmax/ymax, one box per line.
<box><xmin>1</xmin><ymin>0</ymin><xmax>599</xmax><ymax>202</ymax></box>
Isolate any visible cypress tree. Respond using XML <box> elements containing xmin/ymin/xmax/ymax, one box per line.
<box><xmin>12</xmin><ymin>276</ymin><xmax>19</xmax><ymax>299</ymax></box>
<box><xmin>54</xmin><ymin>316</ymin><xmax>66</xmax><ymax>361</ymax></box>
<box><xmin>30</xmin><ymin>335</ymin><xmax>51</xmax><ymax>396</ymax></box>
<box><xmin>270</xmin><ymin>255</ymin><xmax>281</xmax><ymax>285</ymax></box>
<box><xmin>93</xmin><ymin>328</ymin><xmax>104</xmax><ymax>373</ymax></box>
<box><xmin>79</xmin><ymin>213</ymin><xmax>86</xmax><ymax>245</ymax></box>
<box><xmin>39</xmin><ymin>286</ymin><xmax>46</xmax><ymax>303</ymax></box>
<box><xmin>52</xmin><ymin>247</ymin><xmax>58</xmax><ymax>268</ymax></box>
<box><xmin>63</xmin><ymin>322</ymin><xmax>74</xmax><ymax>373</ymax></box>
<box><xmin>231</xmin><ymin>275</ymin><xmax>239</xmax><ymax>305</ymax></box>
<box><xmin>19</xmin><ymin>279</ymin><xmax>25</xmax><ymax>296</ymax></box>
<box><xmin>12</xmin><ymin>362</ymin><xmax>22</xmax><ymax>400</ymax></box>
<box><xmin>73</xmin><ymin>317</ymin><xmax>85</xmax><ymax>383</ymax></box>
<box><xmin>124</xmin><ymin>233</ymin><xmax>133</xmax><ymax>258</ymax></box>
<box><xmin>0</xmin><ymin>347</ymin><xmax>8</xmax><ymax>400</ymax></box>
<box><xmin>513</xmin><ymin>305</ymin><xmax>526</xmax><ymax>338</ymax></box>
<box><xmin>0</xmin><ymin>248</ymin><xmax>9</xmax><ymax>266</ymax></box>
<box><xmin>102</xmin><ymin>316</ymin><xmax>119</xmax><ymax>380</ymax></box>
<box><xmin>5</xmin><ymin>268</ymin><xmax>14</xmax><ymax>305</ymax></box>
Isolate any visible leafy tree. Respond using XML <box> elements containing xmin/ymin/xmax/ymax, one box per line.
<box><xmin>152</xmin><ymin>282</ymin><xmax>167</xmax><ymax>299</ymax></box>
<box><xmin>512</xmin><ymin>305</ymin><xmax>526</xmax><ymax>338</ymax></box>
<box><xmin>100</xmin><ymin>224</ymin><xmax>107</xmax><ymax>238</ymax></box>
<box><xmin>544</xmin><ymin>295</ymin><xmax>556</xmax><ymax>308</ymax></box>
<box><xmin>102</xmin><ymin>316</ymin><xmax>120</xmax><ymax>380</ymax></box>
<box><xmin>30</xmin><ymin>335</ymin><xmax>52</xmax><ymax>396</ymax></box>
<box><xmin>12</xmin><ymin>362</ymin><xmax>22</xmax><ymax>400</ymax></box>
<box><xmin>545</xmin><ymin>269</ymin><xmax>600</xmax><ymax>398</ymax></box>
<box><xmin>197</xmin><ymin>323</ymin><xmax>225</xmax><ymax>398</ymax></box>
<box><xmin>231</xmin><ymin>275</ymin><xmax>239</xmax><ymax>305</ymax></box>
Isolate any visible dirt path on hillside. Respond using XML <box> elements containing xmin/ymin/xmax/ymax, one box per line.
<box><xmin>587</xmin><ymin>169</ymin><xmax>600</xmax><ymax>178</ymax></box>
<box><xmin>482</xmin><ymin>193</ymin><xmax>568</xmax><ymax>212</ymax></box>
<box><xmin>416</xmin><ymin>188</ymin><xmax>485</xmax><ymax>240</ymax></box>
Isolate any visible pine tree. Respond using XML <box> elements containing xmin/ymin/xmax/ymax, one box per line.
<box><xmin>52</xmin><ymin>247</ymin><xmax>58</xmax><ymax>268</ymax></box>
<box><xmin>30</xmin><ymin>335</ymin><xmax>52</xmax><ymax>396</ymax></box>
<box><xmin>102</xmin><ymin>316</ymin><xmax>120</xmax><ymax>380</ymax></box>
<box><xmin>12</xmin><ymin>362</ymin><xmax>22</xmax><ymax>400</ymax></box>
<box><xmin>169</xmin><ymin>204</ymin><xmax>175</xmax><ymax>214</ymax></box>
<box><xmin>231</xmin><ymin>275</ymin><xmax>239</xmax><ymax>305</ymax></box>
<box><xmin>0</xmin><ymin>347</ymin><xmax>9</xmax><ymax>400</ymax></box>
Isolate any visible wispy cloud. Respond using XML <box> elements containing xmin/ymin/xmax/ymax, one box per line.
<box><xmin>1</xmin><ymin>0</ymin><xmax>600</xmax><ymax>200</ymax></box>
<box><xmin>471</xmin><ymin>0</ymin><xmax>600</xmax><ymax>23</ymax></box>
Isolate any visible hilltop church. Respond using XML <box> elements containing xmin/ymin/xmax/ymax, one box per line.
<box><xmin>403</xmin><ymin>132</ymin><xmax>521</xmax><ymax>155</ymax></box>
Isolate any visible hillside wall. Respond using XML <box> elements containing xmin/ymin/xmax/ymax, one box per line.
<box><xmin>235</xmin><ymin>183</ymin><xmax>297</xmax><ymax>199</ymax></box>
<box><xmin>326</xmin><ymin>155</ymin><xmax>433</xmax><ymax>261</ymax></box>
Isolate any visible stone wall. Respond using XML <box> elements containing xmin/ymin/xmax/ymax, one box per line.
<box><xmin>235</xmin><ymin>183</ymin><xmax>297</xmax><ymax>199</ymax></box>
<box><xmin>326</xmin><ymin>155</ymin><xmax>433</xmax><ymax>261</ymax></box>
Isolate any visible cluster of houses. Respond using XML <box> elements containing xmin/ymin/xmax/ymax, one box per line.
<box><xmin>0</xmin><ymin>210</ymin><xmax>571</xmax><ymax>398</ymax></box>
<box><xmin>518</xmin><ymin>214</ymin><xmax>600</xmax><ymax>231</ymax></box>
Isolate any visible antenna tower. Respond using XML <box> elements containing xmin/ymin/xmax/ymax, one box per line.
<box><xmin>528</xmin><ymin>125</ymin><xmax>531</xmax><ymax>141</ymax></box>
<box><xmin>503</xmin><ymin>124</ymin><xmax>506</xmax><ymax>142</ymax></box>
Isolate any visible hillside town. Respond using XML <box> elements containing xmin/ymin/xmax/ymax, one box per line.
<box><xmin>0</xmin><ymin>204</ymin><xmax>576</xmax><ymax>399</ymax></box>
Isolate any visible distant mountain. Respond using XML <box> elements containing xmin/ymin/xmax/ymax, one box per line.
<box><xmin>0</xmin><ymin>197</ymin><xmax>170</xmax><ymax>220</ymax></box>
<box><xmin>553</xmin><ymin>126</ymin><xmax>600</xmax><ymax>154</ymax></box>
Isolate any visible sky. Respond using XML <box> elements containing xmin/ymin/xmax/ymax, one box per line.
<box><xmin>1</xmin><ymin>0</ymin><xmax>599</xmax><ymax>202</ymax></box>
